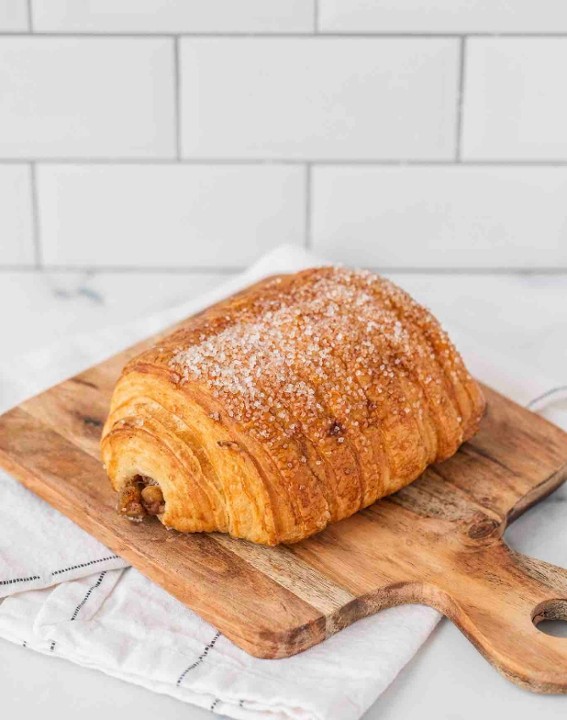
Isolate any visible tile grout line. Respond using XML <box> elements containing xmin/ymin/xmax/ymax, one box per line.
<box><xmin>304</xmin><ymin>163</ymin><xmax>312</xmax><ymax>249</ymax></box>
<box><xmin>1</xmin><ymin>266</ymin><xmax>567</xmax><ymax>276</ymax></box>
<box><xmin>2</xmin><ymin>31</ymin><xmax>567</xmax><ymax>38</ymax></box>
<box><xmin>3</xmin><ymin>159</ymin><xmax>567</xmax><ymax>167</ymax></box>
<box><xmin>313</xmin><ymin>0</ymin><xmax>320</xmax><ymax>33</ymax></box>
<box><xmin>455</xmin><ymin>36</ymin><xmax>467</xmax><ymax>162</ymax></box>
<box><xmin>29</xmin><ymin>162</ymin><xmax>43</xmax><ymax>269</ymax></box>
<box><xmin>26</xmin><ymin>0</ymin><xmax>33</xmax><ymax>32</ymax></box>
<box><xmin>0</xmin><ymin>265</ymin><xmax>241</xmax><ymax>274</ymax></box>
<box><xmin>173</xmin><ymin>36</ymin><xmax>182</xmax><ymax>160</ymax></box>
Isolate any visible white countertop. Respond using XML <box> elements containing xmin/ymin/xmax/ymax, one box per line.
<box><xmin>1</xmin><ymin>269</ymin><xmax>567</xmax><ymax>720</ymax></box>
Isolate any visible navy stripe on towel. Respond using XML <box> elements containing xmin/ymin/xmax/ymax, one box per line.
<box><xmin>0</xmin><ymin>574</ymin><xmax>40</xmax><ymax>586</ymax></box>
<box><xmin>176</xmin><ymin>631</ymin><xmax>221</xmax><ymax>687</ymax></box>
<box><xmin>70</xmin><ymin>571</ymin><xmax>107</xmax><ymax>621</ymax></box>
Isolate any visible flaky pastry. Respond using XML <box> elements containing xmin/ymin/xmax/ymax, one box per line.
<box><xmin>101</xmin><ymin>267</ymin><xmax>485</xmax><ymax>545</ymax></box>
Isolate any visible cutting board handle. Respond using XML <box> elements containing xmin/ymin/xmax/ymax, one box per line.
<box><xmin>443</xmin><ymin>539</ymin><xmax>567</xmax><ymax>693</ymax></box>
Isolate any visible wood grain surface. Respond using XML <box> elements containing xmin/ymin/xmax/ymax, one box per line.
<box><xmin>2</xmin><ymin>319</ymin><xmax>567</xmax><ymax>692</ymax></box>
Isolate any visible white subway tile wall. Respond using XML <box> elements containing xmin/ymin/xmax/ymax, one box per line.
<box><xmin>463</xmin><ymin>38</ymin><xmax>567</xmax><ymax>160</ymax></box>
<box><xmin>0</xmin><ymin>38</ymin><xmax>175</xmax><ymax>159</ymax></box>
<box><xmin>0</xmin><ymin>2</ymin><xmax>566</xmax><ymax>270</ymax></box>
<box><xmin>32</xmin><ymin>0</ymin><xmax>315</xmax><ymax>33</ymax></box>
<box><xmin>312</xmin><ymin>166</ymin><xmax>567</xmax><ymax>268</ymax></box>
<box><xmin>180</xmin><ymin>38</ymin><xmax>459</xmax><ymax>160</ymax></box>
<box><xmin>0</xmin><ymin>0</ymin><xmax>28</xmax><ymax>31</ymax></box>
<box><xmin>38</xmin><ymin>165</ymin><xmax>305</xmax><ymax>267</ymax></box>
<box><xmin>0</xmin><ymin>165</ymin><xmax>34</xmax><ymax>264</ymax></box>
<box><xmin>319</xmin><ymin>0</ymin><xmax>567</xmax><ymax>33</ymax></box>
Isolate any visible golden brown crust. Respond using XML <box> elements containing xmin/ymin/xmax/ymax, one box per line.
<box><xmin>101</xmin><ymin>267</ymin><xmax>486</xmax><ymax>545</ymax></box>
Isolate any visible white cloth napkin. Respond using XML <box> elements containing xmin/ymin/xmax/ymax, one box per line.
<box><xmin>0</xmin><ymin>245</ymin><xmax>566</xmax><ymax>720</ymax></box>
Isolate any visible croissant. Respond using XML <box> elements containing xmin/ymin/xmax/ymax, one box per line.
<box><xmin>101</xmin><ymin>267</ymin><xmax>485</xmax><ymax>545</ymax></box>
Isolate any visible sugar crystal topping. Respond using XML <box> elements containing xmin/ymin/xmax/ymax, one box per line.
<box><xmin>167</xmin><ymin>267</ymin><xmax>460</xmax><ymax>433</ymax></box>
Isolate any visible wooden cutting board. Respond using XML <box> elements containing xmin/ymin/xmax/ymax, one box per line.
<box><xmin>2</xmin><ymin>317</ymin><xmax>567</xmax><ymax>694</ymax></box>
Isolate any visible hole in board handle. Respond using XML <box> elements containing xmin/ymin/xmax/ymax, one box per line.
<box><xmin>532</xmin><ymin>599</ymin><xmax>567</xmax><ymax>638</ymax></box>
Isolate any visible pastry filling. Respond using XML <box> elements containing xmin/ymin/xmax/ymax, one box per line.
<box><xmin>118</xmin><ymin>475</ymin><xmax>165</xmax><ymax>521</ymax></box>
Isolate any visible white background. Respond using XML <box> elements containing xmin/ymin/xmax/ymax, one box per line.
<box><xmin>2</xmin><ymin>1</ymin><xmax>567</xmax><ymax>719</ymax></box>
